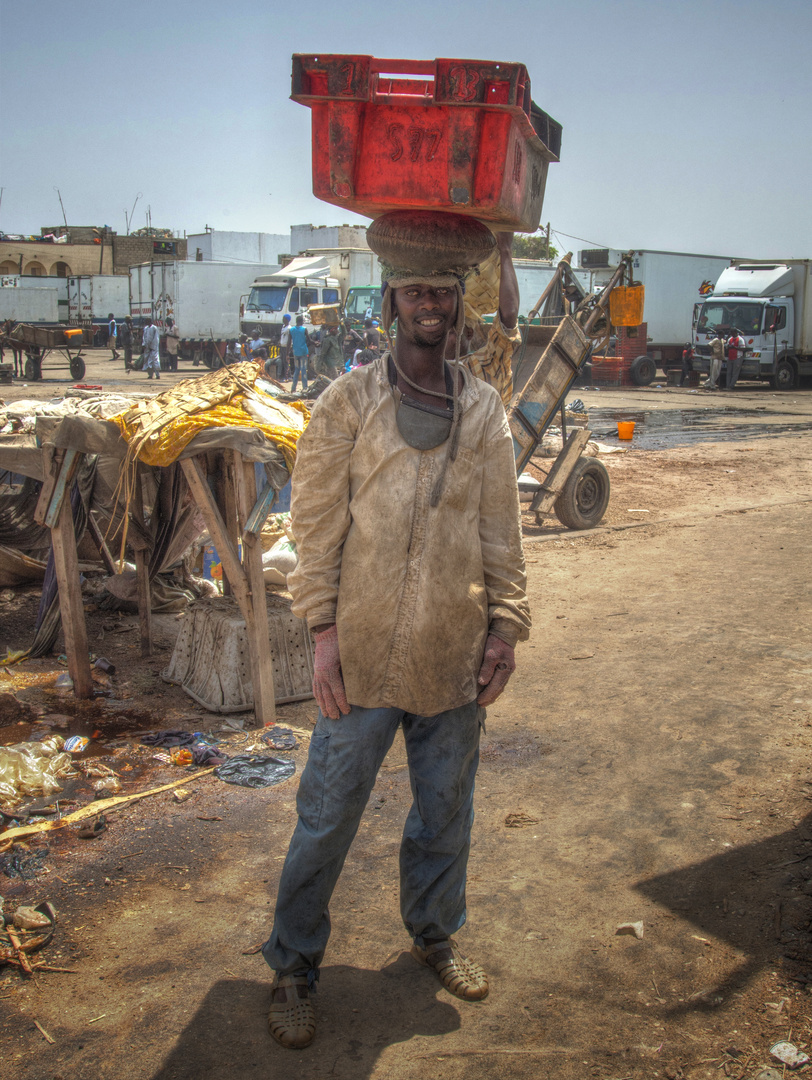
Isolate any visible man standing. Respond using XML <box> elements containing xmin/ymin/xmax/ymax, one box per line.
<box><xmin>120</xmin><ymin>316</ymin><xmax>134</xmax><ymax>373</ymax></box>
<box><xmin>288</xmin><ymin>315</ymin><xmax>311</xmax><ymax>393</ymax></box>
<box><xmin>315</xmin><ymin>323</ymin><xmax>343</xmax><ymax>380</ymax></box>
<box><xmin>680</xmin><ymin>342</ymin><xmax>694</xmax><ymax>387</ymax></box>
<box><xmin>263</xmin><ymin>260</ymin><xmax>531</xmax><ymax>1049</ymax></box>
<box><xmin>107</xmin><ymin>313</ymin><xmax>120</xmax><ymax>362</ymax></box>
<box><xmin>142</xmin><ymin>316</ymin><xmax>161</xmax><ymax>380</ymax></box>
<box><xmin>450</xmin><ymin>232</ymin><xmax>520</xmax><ymax>408</ymax></box>
<box><xmin>278</xmin><ymin>314</ymin><xmax>292</xmax><ymax>380</ymax></box>
<box><xmin>705</xmin><ymin>333</ymin><xmax>724</xmax><ymax>390</ymax></box>
<box><xmin>726</xmin><ymin>329</ymin><xmax>746</xmax><ymax>389</ymax></box>
<box><xmin>163</xmin><ymin>317</ymin><xmax>180</xmax><ymax>371</ymax></box>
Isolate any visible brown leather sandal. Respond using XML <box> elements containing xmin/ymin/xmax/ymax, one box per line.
<box><xmin>268</xmin><ymin>974</ymin><xmax>316</xmax><ymax>1049</ymax></box>
<box><xmin>411</xmin><ymin>938</ymin><xmax>489</xmax><ymax>1001</ymax></box>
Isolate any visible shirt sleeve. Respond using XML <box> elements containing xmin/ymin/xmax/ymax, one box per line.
<box><xmin>286</xmin><ymin>385</ymin><xmax>359</xmax><ymax>629</ymax></box>
<box><xmin>477</xmin><ymin>395</ymin><xmax>531</xmax><ymax>643</ymax></box>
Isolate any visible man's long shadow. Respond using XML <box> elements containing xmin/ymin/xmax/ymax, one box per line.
<box><xmin>149</xmin><ymin>952</ymin><xmax>460</xmax><ymax>1080</ymax></box>
<box><xmin>636</xmin><ymin>811</ymin><xmax>812</xmax><ymax>1015</ymax></box>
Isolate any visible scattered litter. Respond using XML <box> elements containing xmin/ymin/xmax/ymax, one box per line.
<box><xmin>615</xmin><ymin>922</ymin><xmax>644</xmax><ymax>939</ymax></box>
<box><xmin>64</xmin><ymin>736</ymin><xmax>89</xmax><ymax>753</ymax></box>
<box><xmin>76</xmin><ymin>814</ymin><xmax>107</xmax><ymax>839</ymax></box>
<box><xmin>93</xmin><ymin>658</ymin><xmax>116</xmax><ymax>675</ymax></box>
<box><xmin>0</xmin><ymin>900</ymin><xmax>56</xmax><ymax>973</ymax></box>
<box><xmin>54</xmin><ymin>673</ymin><xmax>74</xmax><ymax>690</ymax></box>
<box><xmin>171</xmin><ymin>748</ymin><xmax>194</xmax><ymax>767</ymax></box>
<box><xmin>770</xmin><ymin>1041</ymin><xmax>810</xmax><ymax>1069</ymax></box>
<box><xmin>34</xmin><ymin>1020</ymin><xmax>54</xmax><ymax>1043</ymax></box>
<box><xmin>173</xmin><ymin>789</ymin><xmax>193</xmax><ymax>803</ymax></box>
<box><xmin>0</xmin><ymin>845</ymin><xmax>50</xmax><ymax>880</ymax></box>
<box><xmin>0</xmin><ymin>736</ymin><xmax>75</xmax><ymax>807</ymax></box>
<box><xmin>627</xmin><ymin>509</ymin><xmax>650</xmax><ymax>513</ymax></box>
<box><xmin>214</xmin><ymin>755</ymin><xmax>295</xmax><ymax>789</ymax></box>
<box><xmin>691</xmin><ymin>934</ymin><xmax>712</xmax><ymax>947</ymax></box>
<box><xmin>569</xmin><ymin>654</ymin><xmax>594</xmax><ymax>660</ymax></box>
<box><xmin>504</xmin><ymin>812</ymin><xmax>540</xmax><ymax>828</ymax></box>
<box><xmin>87</xmin><ymin>1014</ymin><xmax>107</xmax><ymax>1024</ymax></box>
<box><xmin>141</xmin><ymin>730</ymin><xmax>198</xmax><ymax>748</ymax></box>
<box><xmin>92</xmin><ymin>777</ymin><xmax>122</xmax><ymax>796</ymax></box>
<box><xmin>12</xmin><ymin>906</ymin><xmax>53</xmax><ymax>931</ymax></box>
<box><xmin>191</xmin><ymin>745</ymin><xmax>228</xmax><ymax>766</ymax></box>
<box><xmin>262</xmin><ymin>728</ymin><xmax>298</xmax><ymax>752</ymax></box>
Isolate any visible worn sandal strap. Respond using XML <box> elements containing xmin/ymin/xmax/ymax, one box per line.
<box><xmin>412</xmin><ymin>938</ymin><xmax>489</xmax><ymax>1001</ymax></box>
<box><xmin>269</xmin><ymin>974</ymin><xmax>316</xmax><ymax>1049</ymax></box>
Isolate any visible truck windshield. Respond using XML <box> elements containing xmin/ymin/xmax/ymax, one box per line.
<box><xmin>246</xmin><ymin>286</ymin><xmax>288</xmax><ymax>312</ymax></box>
<box><xmin>696</xmin><ymin>300</ymin><xmax>763</xmax><ymax>336</ymax></box>
<box><xmin>345</xmin><ymin>290</ymin><xmax>382</xmax><ymax>318</ymax></box>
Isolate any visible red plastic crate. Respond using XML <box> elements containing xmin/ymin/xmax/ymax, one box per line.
<box><xmin>291</xmin><ymin>55</ymin><xmax>562</xmax><ymax>232</ymax></box>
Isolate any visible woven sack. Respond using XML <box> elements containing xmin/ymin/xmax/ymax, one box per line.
<box><xmin>367</xmin><ymin>210</ymin><xmax>495</xmax><ymax>276</ymax></box>
<box><xmin>464</xmin><ymin>247</ymin><xmax>501</xmax><ymax>324</ymax></box>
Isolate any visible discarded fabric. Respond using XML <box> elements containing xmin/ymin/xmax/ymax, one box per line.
<box><xmin>262</xmin><ymin>728</ymin><xmax>298</xmax><ymax>751</ymax></box>
<box><xmin>214</xmin><ymin>754</ymin><xmax>295</xmax><ymax>789</ymax></box>
<box><xmin>141</xmin><ymin>730</ymin><xmax>198</xmax><ymax>748</ymax></box>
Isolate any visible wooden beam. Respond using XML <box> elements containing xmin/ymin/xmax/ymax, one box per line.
<box><xmin>86</xmin><ymin>514</ymin><xmax>117</xmax><ymax>575</ymax></box>
<box><xmin>530</xmin><ymin>429</ymin><xmax>592</xmax><ymax>518</ymax></box>
<box><xmin>179</xmin><ymin>457</ymin><xmax>249</xmax><ymax>609</ymax></box>
<box><xmin>132</xmin><ymin>470</ymin><xmax>152</xmax><ymax>657</ymax></box>
<box><xmin>236</xmin><ymin>453</ymin><xmax>276</xmax><ymax>726</ymax></box>
<box><xmin>50</xmin><ymin>480</ymin><xmax>93</xmax><ymax>699</ymax></box>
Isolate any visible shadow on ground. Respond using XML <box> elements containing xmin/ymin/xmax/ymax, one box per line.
<box><xmin>636</xmin><ymin>811</ymin><xmax>812</xmax><ymax>1013</ymax></box>
<box><xmin>149</xmin><ymin>954</ymin><xmax>461</xmax><ymax>1079</ymax></box>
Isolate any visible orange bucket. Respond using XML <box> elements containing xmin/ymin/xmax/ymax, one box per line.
<box><xmin>617</xmin><ymin>421</ymin><xmax>635</xmax><ymax>440</ymax></box>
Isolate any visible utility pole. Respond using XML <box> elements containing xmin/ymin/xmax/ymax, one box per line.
<box><xmin>55</xmin><ymin>188</ymin><xmax>69</xmax><ymax>231</ymax></box>
<box><xmin>545</xmin><ymin>222</ymin><xmax>551</xmax><ymax>260</ymax></box>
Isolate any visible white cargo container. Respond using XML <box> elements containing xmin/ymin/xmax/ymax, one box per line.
<box><xmin>691</xmin><ymin>260</ymin><xmax>812</xmax><ymax>389</ymax></box>
<box><xmin>130</xmin><ymin>260</ymin><xmax>279</xmax><ymax>366</ymax></box>
<box><xmin>579</xmin><ymin>248</ymin><xmax>735</xmax><ymax>383</ymax></box>
<box><xmin>0</xmin><ymin>277</ymin><xmax>61</xmax><ymax>323</ymax></box>
<box><xmin>68</xmin><ymin>275</ymin><xmax>130</xmax><ymax>324</ymax></box>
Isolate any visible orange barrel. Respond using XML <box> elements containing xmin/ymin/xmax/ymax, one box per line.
<box><xmin>291</xmin><ymin>55</ymin><xmax>562</xmax><ymax>231</ymax></box>
<box><xmin>608</xmin><ymin>285</ymin><xmax>645</xmax><ymax>327</ymax></box>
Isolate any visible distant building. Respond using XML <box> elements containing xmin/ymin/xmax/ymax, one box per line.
<box><xmin>290</xmin><ymin>223</ymin><xmax>368</xmax><ymax>253</ymax></box>
<box><xmin>0</xmin><ymin>225</ymin><xmax>186</xmax><ymax>278</ymax></box>
<box><xmin>187</xmin><ymin>229</ymin><xmax>288</xmax><ymax>266</ymax></box>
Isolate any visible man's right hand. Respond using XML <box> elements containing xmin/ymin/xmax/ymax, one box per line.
<box><xmin>312</xmin><ymin>624</ymin><xmax>350</xmax><ymax>720</ymax></box>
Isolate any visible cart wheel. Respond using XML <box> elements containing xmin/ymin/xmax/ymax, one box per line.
<box><xmin>24</xmin><ymin>356</ymin><xmax>39</xmax><ymax>381</ymax></box>
<box><xmin>554</xmin><ymin>457</ymin><xmax>611</xmax><ymax>530</ymax></box>
<box><xmin>70</xmin><ymin>357</ymin><xmax>86</xmax><ymax>380</ymax></box>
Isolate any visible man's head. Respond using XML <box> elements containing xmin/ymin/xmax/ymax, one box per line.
<box><xmin>125</xmin><ymin>316</ymin><xmax>132</xmax><ymax>325</ymax></box>
<box><xmin>108</xmin><ymin>312</ymin><xmax>114</xmax><ymax>320</ymax></box>
<box><xmin>296</xmin><ymin>315</ymin><xmax>304</xmax><ymax>326</ymax></box>
<box><xmin>251</xmin><ymin>328</ymin><xmax>261</xmax><ymax>340</ymax></box>
<box><xmin>364</xmin><ymin>318</ymin><xmax>373</xmax><ymax>329</ymax></box>
<box><xmin>391</xmin><ymin>283</ymin><xmax>458</xmax><ymax>350</ymax></box>
<box><xmin>282</xmin><ymin>314</ymin><xmax>291</xmax><ymax>325</ymax></box>
<box><xmin>166</xmin><ymin>317</ymin><xmax>174</xmax><ymax>328</ymax></box>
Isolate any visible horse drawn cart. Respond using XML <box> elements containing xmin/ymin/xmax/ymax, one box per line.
<box><xmin>2</xmin><ymin>323</ymin><xmax>93</xmax><ymax>382</ymax></box>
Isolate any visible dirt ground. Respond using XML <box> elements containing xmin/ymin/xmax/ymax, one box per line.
<box><xmin>1</xmin><ymin>353</ymin><xmax>812</xmax><ymax>1079</ymax></box>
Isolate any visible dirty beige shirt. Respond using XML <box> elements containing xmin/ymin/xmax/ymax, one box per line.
<box><xmin>287</xmin><ymin>354</ymin><xmax>531</xmax><ymax>716</ymax></box>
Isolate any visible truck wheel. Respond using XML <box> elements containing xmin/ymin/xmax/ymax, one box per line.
<box><xmin>770</xmin><ymin>357</ymin><xmax>797</xmax><ymax>390</ymax></box>
<box><xmin>554</xmin><ymin>457</ymin><xmax>611</xmax><ymax>530</ymax></box>
<box><xmin>630</xmin><ymin>355</ymin><xmax>657</xmax><ymax>386</ymax></box>
<box><xmin>69</xmin><ymin>357</ymin><xmax>86</xmax><ymax>380</ymax></box>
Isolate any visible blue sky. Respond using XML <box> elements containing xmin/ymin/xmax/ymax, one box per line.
<box><xmin>1</xmin><ymin>0</ymin><xmax>810</xmax><ymax>259</ymax></box>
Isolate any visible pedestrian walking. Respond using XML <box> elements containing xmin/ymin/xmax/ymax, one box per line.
<box><xmin>142</xmin><ymin>316</ymin><xmax>161</xmax><ymax>380</ymax></box>
<box><xmin>107</xmin><ymin>313</ymin><xmax>120</xmax><ymax>361</ymax></box>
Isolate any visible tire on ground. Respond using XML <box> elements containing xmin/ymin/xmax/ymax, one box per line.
<box><xmin>630</xmin><ymin>354</ymin><xmax>657</xmax><ymax>386</ymax></box>
<box><xmin>554</xmin><ymin>457</ymin><xmax>611</xmax><ymax>530</ymax></box>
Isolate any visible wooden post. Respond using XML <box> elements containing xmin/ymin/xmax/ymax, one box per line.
<box><xmin>131</xmin><ymin>468</ymin><xmax>153</xmax><ymax>657</ymax></box>
<box><xmin>236</xmin><ymin>453</ymin><xmax>275</xmax><ymax>726</ymax></box>
<box><xmin>50</xmin><ymin>488</ymin><xmax>93</xmax><ymax>699</ymax></box>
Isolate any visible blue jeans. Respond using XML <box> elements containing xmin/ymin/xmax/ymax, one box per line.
<box><xmin>263</xmin><ymin>700</ymin><xmax>482</xmax><ymax>979</ymax></box>
<box><xmin>290</xmin><ymin>354</ymin><xmax>308</xmax><ymax>392</ymax></box>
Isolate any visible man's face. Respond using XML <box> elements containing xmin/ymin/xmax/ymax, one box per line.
<box><xmin>393</xmin><ymin>284</ymin><xmax>457</xmax><ymax>349</ymax></box>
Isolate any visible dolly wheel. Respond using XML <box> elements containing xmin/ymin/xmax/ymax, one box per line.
<box><xmin>554</xmin><ymin>457</ymin><xmax>611</xmax><ymax>530</ymax></box>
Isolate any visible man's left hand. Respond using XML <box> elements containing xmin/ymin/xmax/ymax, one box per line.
<box><xmin>476</xmin><ymin>634</ymin><xmax>516</xmax><ymax>706</ymax></box>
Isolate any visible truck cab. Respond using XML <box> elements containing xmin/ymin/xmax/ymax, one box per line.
<box><xmin>240</xmin><ymin>256</ymin><xmax>340</xmax><ymax>342</ymax></box>
<box><xmin>343</xmin><ymin>285</ymin><xmax>383</xmax><ymax>329</ymax></box>
<box><xmin>691</xmin><ymin>264</ymin><xmax>800</xmax><ymax>389</ymax></box>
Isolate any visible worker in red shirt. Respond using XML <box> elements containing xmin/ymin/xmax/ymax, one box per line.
<box><xmin>726</xmin><ymin>330</ymin><xmax>746</xmax><ymax>389</ymax></box>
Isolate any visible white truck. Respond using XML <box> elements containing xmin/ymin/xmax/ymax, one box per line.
<box><xmin>579</xmin><ymin>248</ymin><xmax>736</xmax><ymax>384</ymax></box>
<box><xmin>0</xmin><ymin>275</ymin><xmax>64</xmax><ymax>324</ymax></box>
<box><xmin>68</xmin><ymin>275</ymin><xmax>130</xmax><ymax>325</ymax></box>
<box><xmin>130</xmin><ymin>260</ymin><xmax>279</xmax><ymax>367</ymax></box>
<box><xmin>691</xmin><ymin>260</ymin><xmax>812</xmax><ymax>390</ymax></box>
<box><xmin>240</xmin><ymin>248</ymin><xmax>378</xmax><ymax>341</ymax></box>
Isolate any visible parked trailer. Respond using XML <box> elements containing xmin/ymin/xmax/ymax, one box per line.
<box><xmin>130</xmin><ymin>260</ymin><xmax>280</xmax><ymax>368</ymax></box>
<box><xmin>0</xmin><ymin>276</ymin><xmax>66</xmax><ymax>325</ymax></box>
<box><xmin>68</xmin><ymin>275</ymin><xmax>130</xmax><ymax>325</ymax></box>
<box><xmin>2</xmin><ymin>322</ymin><xmax>92</xmax><ymax>381</ymax></box>
<box><xmin>579</xmin><ymin>249</ymin><xmax>736</xmax><ymax>384</ymax></box>
<box><xmin>691</xmin><ymin>260</ymin><xmax>812</xmax><ymax>390</ymax></box>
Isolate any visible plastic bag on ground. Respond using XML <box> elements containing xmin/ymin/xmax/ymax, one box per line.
<box><xmin>262</xmin><ymin>535</ymin><xmax>298</xmax><ymax>585</ymax></box>
<box><xmin>0</xmin><ymin>736</ymin><xmax>75</xmax><ymax>808</ymax></box>
<box><xmin>214</xmin><ymin>754</ymin><xmax>295</xmax><ymax>788</ymax></box>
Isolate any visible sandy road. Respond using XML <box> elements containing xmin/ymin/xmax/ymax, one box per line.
<box><xmin>1</xmin><ymin>366</ymin><xmax>811</xmax><ymax>1079</ymax></box>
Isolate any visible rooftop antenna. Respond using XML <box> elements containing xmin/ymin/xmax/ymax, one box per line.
<box><xmin>54</xmin><ymin>187</ymin><xmax>68</xmax><ymax>230</ymax></box>
<box><xmin>125</xmin><ymin>192</ymin><xmax>142</xmax><ymax>235</ymax></box>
